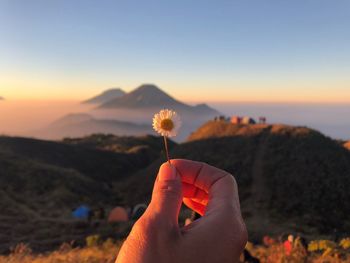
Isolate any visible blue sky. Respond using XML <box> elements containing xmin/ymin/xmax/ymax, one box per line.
<box><xmin>1</xmin><ymin>0</ymin><xmax>350</xmax><ymax>101</ymax></box>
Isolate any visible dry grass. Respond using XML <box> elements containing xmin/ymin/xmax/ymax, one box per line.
<box><xmin>0</xmin><ymin>240</ymin><xmax>121</xmax><ymax>263</ymax></box>
<box><xmin>1</xmin><ymin>238</ymin><xmax>350</xmax><ymax>263</ymax></box>
<box><xmin>247</xmin><ymin>239</ymin><xmax>350</xmax><ymax>263</ymax></box>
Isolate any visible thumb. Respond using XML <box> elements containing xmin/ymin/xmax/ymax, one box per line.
<box><xmin>147</xmin><ymin>162</ymin><xmax>182</xmax><ymax>226</ymax></box>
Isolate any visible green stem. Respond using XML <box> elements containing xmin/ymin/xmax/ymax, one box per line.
<box><xmin>163</xmin><ymin>136</ymin><xmax>171</xmax><ymax>164</ymax></box>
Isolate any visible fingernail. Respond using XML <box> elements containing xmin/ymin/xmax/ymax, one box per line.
<box><xmin>159</xmin><ymin>162</ymin><xmax>177</xmax><ymax>181</ymax></box>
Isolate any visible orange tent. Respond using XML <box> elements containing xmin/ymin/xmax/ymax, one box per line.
<box><xmin>231</xmin><ymin>116</ymin><xmax>242</xmax><ymax>124</ymax></box>
<box><xmin>344</xmin><ymin>141</ymin><xmax>350</xmax><ymax>150</ymax></box>
<box><xmin>108</xmin><ymin>207</ymin><xmax>129</xmax><ymax>223</ymax></box>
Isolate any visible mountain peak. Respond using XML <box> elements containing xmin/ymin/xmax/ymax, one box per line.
<box><xmin>136</xmin><ymin>84</ymin><xmax>162</xmax><ymax>92</ymax></box>
<box><xmin>100</xmin><ymin>84</ymin><xmax>182</xmax><ymax>109</ymax></box>
<box><xmin>101</xmin><ymin>88</ymin><xmax>125</xmax><ymax>95</ymax></box>
<box><xmin>130</xmin><ymin>84</ymin><xmax>175</xmax><ymax>99</ymax></box>
<box><xmin>83</xmin><ymin>88</ymin><xmax>126</xmax><ymax>104</ymax></box>
<box><xmin>98</xmin><ymin>84</ymin><xmax>219</xmax><ymax>118</ymax></box>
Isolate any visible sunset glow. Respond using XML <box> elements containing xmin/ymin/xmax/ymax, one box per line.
<box><xmin>1</xmin><ymin>1</ymin><xmax>349</xmax><ymax>103</ymax></box>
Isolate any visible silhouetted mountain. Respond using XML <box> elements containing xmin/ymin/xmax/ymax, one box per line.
<box><xmin>119</xmin><ymin>121</ymin><xmax>350</xmax><ymax>239</ymax></box>
<box><xmin>192</xmin><ymin>103</ymin><xmax>217</xmax><ymax>114</ymax></box>
<box><xmin>37</xmin><ymin>113</ymin><xmax>151</xmax><ymax>139</ymax></box>
<box><xmin>33</xmin><ymin>85</ymin><xmax>219</xmax><ymax>141</ymax></box>
<box><xmin>99</xmin><ymin>84</ymin><xmax>218</xmax><ymax>115</ymax></box>
<box><xmin>83</xmin><ymin>88</ymin><xmax>126</xmax><ymax>104</ymax></box>
<box><xmin>51</xmin><ymin>113</ymin><xmax>93</xmax><ymax>126</ymax></box>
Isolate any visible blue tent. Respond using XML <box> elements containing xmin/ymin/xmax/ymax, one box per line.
<box><xmin>72</xmin><ymin>205</ymin><xmax>90</xmax><ymax>219</ymax></box>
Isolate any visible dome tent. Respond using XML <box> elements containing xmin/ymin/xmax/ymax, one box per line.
<box><xmin>242</xmin><ymin>116</ymin><xmax>256</xmax><ymax>124</ymax></box>
<box><xmin>72</xmin><ymin>205</ymin><xmax>91</xmax><ymax>219</ymax></box>
<box><xmin>108</xmin><ymin>206</ymin><xmax>129</xmax><ymax>223</ymax></box>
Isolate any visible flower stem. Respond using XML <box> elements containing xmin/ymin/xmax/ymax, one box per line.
<box><xmin>163</xmin><ymin>136</ymin><xmax>171</xmax><ymax>164</ymax></box>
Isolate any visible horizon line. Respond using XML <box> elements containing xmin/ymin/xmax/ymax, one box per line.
<box><xmin>1</xmin><ymin>98</ymin><xmax>350</xmax><ymax>104</ymax></box>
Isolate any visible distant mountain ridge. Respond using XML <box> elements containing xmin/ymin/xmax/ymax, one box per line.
<box><xmin>98</xmin><ymin>84</ymin><xmax>219</xmax><ymax>115</ymax></box>
<box><xmin>35</xmin><ymin>84</ymin><xmax>219</xmax><ymax>140</ymax></box>
<box><xmin>37</xmin><ymin>113</ymin><xmax>151</xmax><ymax>139</ymax></box>
<box><xmin>83</xmin><ymin>88</ymin><xmax>126</xmax><ymax>104</ymax></box>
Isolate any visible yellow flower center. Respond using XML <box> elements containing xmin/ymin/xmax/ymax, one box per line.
<box><xmin>160</xmin><ymin>118</ymin><xmax>174</xmax><ymax>131</ymax></box>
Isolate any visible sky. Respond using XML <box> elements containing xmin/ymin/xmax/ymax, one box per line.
<box><xmin>1</xmin><ymin>0</ymin><xmax>350</xmax><ymax>102</ymax></box>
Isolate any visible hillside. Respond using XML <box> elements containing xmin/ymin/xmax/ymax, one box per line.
<box><xmin>0</xmin><ymin>136</ymin><xmax>155</xmax><ymax>182</ymax></box>
<box><xmin>0</xmin><ymin>135</ymin><xmax>171</xmax><ymax>253</ymax></box>
<box><xmin>63</xmin><ymin>134</ymin><xmax>176</xmax><ymax>154</ymax></box>
<box><xmin>82</xmin><ymin>88</ymin><xmax>126</xmax><ymax>104</ymax></box>
<box><xmin>120</xmin><ymin>121</ymin><xmax>350</xmax><ymax>239</ymax></box>
<box><xmin>0</xmin><ymin>149</ymin><xmax>114</xmax><ymax>253</ymax></box>
<box><xmin>2</xmin><ymin>123</ymin><xmax>350</xmax><ymax>252</ymax></box>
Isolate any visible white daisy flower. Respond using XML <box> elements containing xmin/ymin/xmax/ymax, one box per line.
<box><xmin>152</xmin><ymin>109</ymin><xmax>181</xmax><ymax>138</ymax></box>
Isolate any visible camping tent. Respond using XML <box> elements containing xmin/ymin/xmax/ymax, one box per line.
<box><xmin>242</xmin><ymin>116</ymin><xmax>256</xmax><ymax>124</ymax></box>
<box><xmin>344</xmin><ymin>141</ymin><xmax>350</xmax><ymax>150</ymax></box>
<box><xmin>108</xmin><ymin>206</ymin><xmax>129</xmax><ymax>223</ymax></box>
<box><xmin>72</xmin><ymin>205</ymin><xmax>91</xmax><ymax>219</ymax></box>
<box><xmin>231</xmin><ymin>116</ymin><xmax>242</xmax><ymax>124</ymax></box>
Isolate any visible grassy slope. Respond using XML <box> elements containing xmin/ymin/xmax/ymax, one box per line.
<box><xmin>1</xmin><ymin>126</ymin><xmax>349</xmax><ymax>252</ymax></box>
<box><xmin>0</xmin><ymin>136</ymin><xmax>151</xmax><ymax>182</ymax></box>
<box><xmin>0</xmin><ymin>135</ymin><xmax>172</xmax><ymax>253</ymax></box>
<box><xmin>120</xmin><ymin>121</ymin><xmax>350</xmax><ymax>239</ymax></box>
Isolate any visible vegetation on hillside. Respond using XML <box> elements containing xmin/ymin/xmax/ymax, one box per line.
<box><xmin>63</xmin><ymin>134</ymin><xmax>176</xmax><ymax>155</ymax></box>
<box><xmin>1</xmin><ymin>122</ymin><xmax>350</xmax><ymax>255</ymax></box>
<box><xmin>1</xmin><ymin>237</ymin><xmax>350</xmax><ymax>263</ymax></box>
<box><xmin>0</xmin><ymin>135</ymin><xmax>173</xmax><ymax>253</ymax></box>
<box><xmin>120</xmin><ymin>121</ymin><xmax>350</xmax><ymax>239</ymax></box>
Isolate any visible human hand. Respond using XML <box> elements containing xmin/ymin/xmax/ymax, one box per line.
<box><xmin>116</xmin><ymin>159</ymin><xmax>247</xmax><ymax>263</ymax></box>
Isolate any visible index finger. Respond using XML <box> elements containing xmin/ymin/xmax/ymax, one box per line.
<box><xmin>171</xmin><ymin>159</ymin><xmax>240</xmax><ymax>215</ymax></box>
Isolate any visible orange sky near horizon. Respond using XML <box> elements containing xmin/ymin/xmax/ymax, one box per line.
<box><xmin>1</xmin><ymin>68</ymin><xmax>350</xmax><ymax>103</ymax></box>
<box><xmin>2</xmin><ymin>84</ymin><xmax>350</xmax><ymax>104</ymax></box>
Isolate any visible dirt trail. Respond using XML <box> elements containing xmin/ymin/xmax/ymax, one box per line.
<box><xmin>250</xmin><ymin>127</ymin><xmax>271</xmax><ymax>206</ymax></box>
<box><xmin>241</xmin><ymin>127</ymin><xmax>277</xmax><ymax>240</ymax></box>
